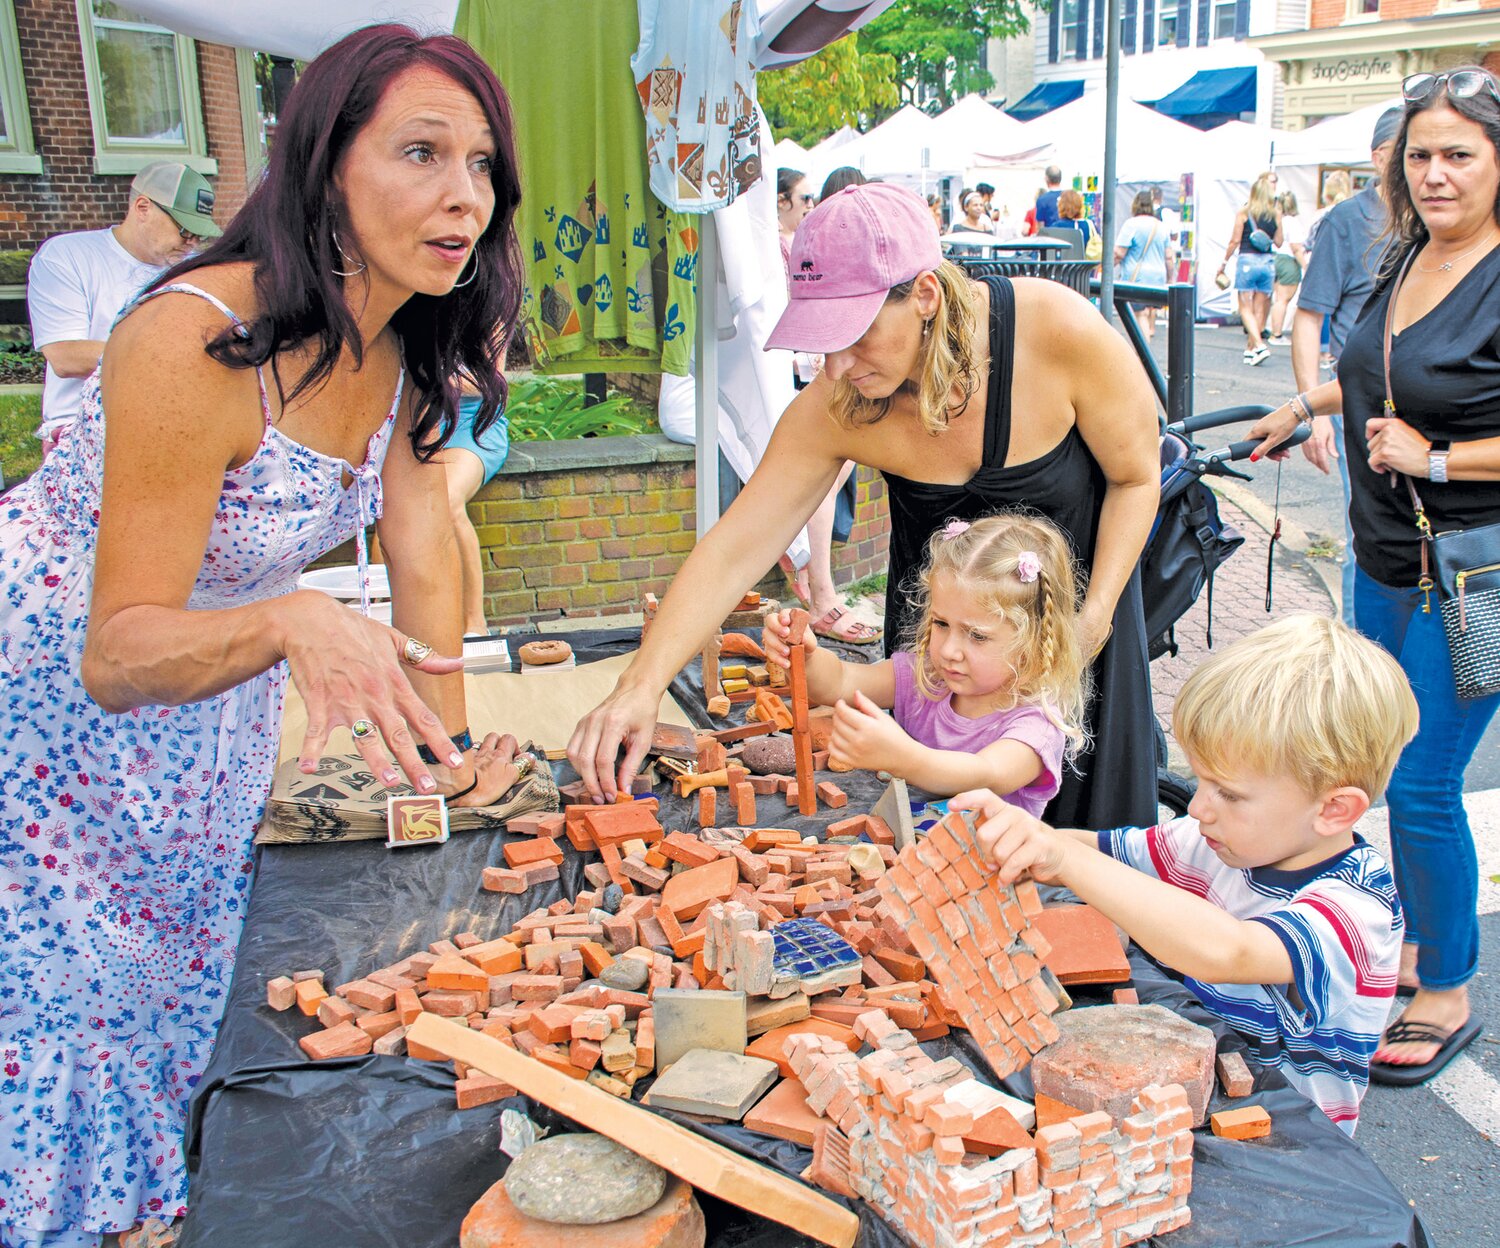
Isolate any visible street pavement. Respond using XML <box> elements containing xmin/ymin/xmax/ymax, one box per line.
<box><xmin>1143</xmin><ymin>318</ymin><xmax>1500</xmax><ymax>1246</ymax></box>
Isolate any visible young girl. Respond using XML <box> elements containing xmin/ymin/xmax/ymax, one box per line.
<box><xmin>763</xmin><ymin>512</ymin><xmax>1089</xmax><ymax>810</ymax></box>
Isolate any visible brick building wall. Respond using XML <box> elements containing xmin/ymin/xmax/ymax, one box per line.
<box><xmin>1309</xmin><ymin>0</ymin><xmax>1500</xmax><ymax>24</ymax></box>
<box><xmin>470</xmin><ymin>437</ymin><xmax>891</xmax><ymax>627</ymax></box>
<box><xmin>0</xmin><ymin>0</ymin><xmax>249</xmax><ymax>251</ymax></box>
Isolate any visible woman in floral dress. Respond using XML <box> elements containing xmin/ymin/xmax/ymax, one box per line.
<box><xmin>0</xmin><ymin>27</ymin><xmax>525</xmax><ymax>1246</ymax></box>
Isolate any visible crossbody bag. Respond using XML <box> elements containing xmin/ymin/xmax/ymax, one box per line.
<box><xmin>1383</xmin><ymin>250</ymin><xmax>1500</xmax><ymax>699</ymax></box>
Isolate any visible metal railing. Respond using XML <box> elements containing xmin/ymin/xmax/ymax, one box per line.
<box><xmin>1092</xmin><ymin>279</ymin><xmax>1197</xmax><ymax>428</ymax></box>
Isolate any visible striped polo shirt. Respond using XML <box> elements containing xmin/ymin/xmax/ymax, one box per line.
<box><xmin>1098</xmin><ymin>818</ymin><xmax>1403</xmax><ymax>1134</ymax></box>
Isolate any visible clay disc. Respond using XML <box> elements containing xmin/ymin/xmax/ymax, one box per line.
<box><xmin>518</xmin><ymin>640</ymin><xmax>573</xmax><ymax>666</ymax></box>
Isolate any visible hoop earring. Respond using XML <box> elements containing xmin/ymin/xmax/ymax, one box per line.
<box><xmin>450</xmin><ymin>248</ymin><xmax>480</xmax><ymax>289</ymax></box>
<box><xmin>330</xmin><ymin>226</ymin><xmax>366</xmax><ymax>278</ymax></box>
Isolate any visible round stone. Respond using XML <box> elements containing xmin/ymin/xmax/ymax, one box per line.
<box><xmin>599</xmin><ymin>957</ymin><xmax>649</xmax><ymax>991</ymax></box>
<box><xmin>600</xmin><ymin>883</ymin><xmax>625</xmax><ymax>914</ymax></box>
<box><xmin>739</xmin><ymin>734</ymin><xmax>795</xmax><ymax>776</ymax></box>
<box><xmin>465</xmin><ymin>1173</ymin><xmax>704</xmax><ymax>1247</ymax></box>
<box><xmin>504</xmin><ymin>1134</ymin><xmax>667</xmax><ymax>1225</ymax></box>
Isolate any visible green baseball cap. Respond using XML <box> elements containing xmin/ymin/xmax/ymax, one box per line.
<box><xmin>130</xmin><ymin>162</ymin><xmax>224</xmax><ymax>238</ymax></box>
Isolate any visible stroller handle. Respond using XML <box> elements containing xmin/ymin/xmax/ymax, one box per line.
<box><xmin>1204</xmin><ymin>423</ymin><xmax>1314</xmax><ymax>465</ymax></box>
<box><xmin>1165</xmin><ymin>405</ymin><xmax>1274</xmax><ymax>438</ymax></box>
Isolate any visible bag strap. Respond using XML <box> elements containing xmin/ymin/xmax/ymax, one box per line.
<box><xmin>1129</xmin><ymin>222</ymin><xmax>1157</xmax><ymax>282</ymax></box>
<box><xmin>1382</xmin><ymin>249</ymin><xmax>1436</xmax><ymax>606</ymax></box>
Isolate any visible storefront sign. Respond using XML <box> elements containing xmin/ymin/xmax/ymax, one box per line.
<box><xmin>1309</xmin><ymin>56</ymin><xmax>1395</xmax><ymax>85</ymax></box>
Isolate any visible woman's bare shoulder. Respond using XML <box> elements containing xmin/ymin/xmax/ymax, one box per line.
<box><xmin>107</xmin><ymin>262</ymin><xmax>262</xmax><ymax>369</ymax></box>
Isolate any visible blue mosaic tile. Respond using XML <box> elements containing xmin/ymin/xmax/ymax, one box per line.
<box><xmin>771</xmin><ymin>918</ymin><xmax>860</xmax><ymax>978</ymax></box>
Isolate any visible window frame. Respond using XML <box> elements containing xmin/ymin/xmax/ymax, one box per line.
<box><xmin>1212</xmin><ymin>0</ymin><xmax>1237</xmax><ymax>38</ymax></box>
<box><xmin>75</xmin><ymin>0</ymin><xmax>217</xmax><ymax>176</ymax></box>
<box><xmin>0</xmin><ymin>0</ymin><xmax>41</xmax><ymax>174</ymax></box>
<box><xmin>1062</xmin><ymin>0</ymin><xmax>1081</xmax><ymax>58</ymax></box>
<box><xmin>1158</xmin><ymin>8</ymin><xmax>1179</xmax><ymax>46</ymax></box>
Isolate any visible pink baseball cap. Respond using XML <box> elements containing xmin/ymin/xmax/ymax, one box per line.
<box><xmin>767</xmin><ymin>182</ymin><xmax>943</xmax><ymax>354</ymax></box>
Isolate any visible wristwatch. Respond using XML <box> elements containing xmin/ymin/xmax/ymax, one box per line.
<box><xmin>1428</xmin><ymin>439</ymin><xmax>1452</xmax><ymax>484</ymax></box>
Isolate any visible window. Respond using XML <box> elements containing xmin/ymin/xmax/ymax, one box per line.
<box><xmin>0</xmin><ymin>0</ymin><xmax>40</xmax><ymax>173</ymax></box>
<box><xmin>1212</xmin><ymin>0</ymin><xmax>1237</xmax><ymax>38</ymax></box>
<box><xmin>1063</xmin><ymin>0</ymin><xmax>1080</xmax><ymax>57</ymax></box>
<box><xmin>1159</xmin><ymin>8</ymin><xmax>1179</xmax><ymax>44</ymax></box>
<box><xmin>76</xmin><ymin>1</ymin><xmax>216</xmax><ymax>175</ymax></box>
<box><xmin>1120</xmin><ymin>12</ymin><xmax>1134</xmax><ymax>54</ymax></box>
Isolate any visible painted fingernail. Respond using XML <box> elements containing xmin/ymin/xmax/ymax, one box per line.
<box><xmin>382</xmin><ymin>769</ymin><xmax>398</xmax><ymax>786</ymax></box>
<box><xmin>419</xmin><ymin>775</ymin><xmax>436</xmax><ymax>793</ymax></box>
<box><xmin>449</xmin><ymin>752</ymin><xmax>464</xmax><ymax>768</ymax></box>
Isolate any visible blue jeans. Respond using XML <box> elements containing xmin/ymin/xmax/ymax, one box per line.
<box><xmin>1355</xmin><ymin>567</ymin><xmax>1500</xmax><ymax>988</ymax></box>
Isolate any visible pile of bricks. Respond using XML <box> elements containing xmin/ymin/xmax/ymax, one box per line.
<box><xmin>788</xmin><ymin>1019</ymin><xmax>1195</xmax><ymax>1248</ymax></box>
<box><xmin>875</xmin><ymin>812</ymin><xmax>1066</xmax><ymax>1077</ymax></box>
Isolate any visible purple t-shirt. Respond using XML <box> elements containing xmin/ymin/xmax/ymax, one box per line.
<box><xmin>891</xmin><ymin>650</ymin><xmax>1065</xmax><ymax>816</ymax></box>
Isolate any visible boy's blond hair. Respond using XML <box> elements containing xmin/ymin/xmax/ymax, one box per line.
<box><xmin>1173</xmin><ymin>614</ymin><xmax>1418</xmax><ymax>799</ymax></box>
<box><xmin>906</xmin><ymin>510</ymin><xmax>1091</xmax><ymax>748</ymax></box>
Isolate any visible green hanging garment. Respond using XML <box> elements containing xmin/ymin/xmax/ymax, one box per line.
<box><xmin>455</xmin><ymin>0</ymin><xmax>696</xmax><ymax>375</ymax></box>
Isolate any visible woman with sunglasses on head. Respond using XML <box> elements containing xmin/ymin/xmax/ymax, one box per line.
<box><xmin>572</xmin><ymin>182</ymin><xmax>1161</xmax><ymax>836</ymax></box>
<box><xmin>1250</xmin><ymin>66</ymin><xmax>1500</xmax><ymax>1088</ymax></box>
<box><xmin>0</xmin><ymin>26</ymin><xmax>526</xmax><ymax>1243</ymax></box>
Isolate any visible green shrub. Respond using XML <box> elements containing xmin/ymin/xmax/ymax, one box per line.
<box><xmin>0</xmin><ymin>348</ymin><xmax>44</xmax><ymax>384</ymax></box>
<box><xmin>0</xmin><ymin>250</ymin><xmax>33</xmax><ymax>286</ymax></box>
<box><xmin>0</xmin><ymin>392</ymin><xmax>42</xmax><ymax>485</ymax></box>
<box><xmin>506</xmin><ymin>376</ymin><xmax>658</xmax><ymax>441</ymax></box>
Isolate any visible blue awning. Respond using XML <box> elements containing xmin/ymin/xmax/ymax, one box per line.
<box><xmin>1147</xmin><ymin>67</ymin><xmax>1257</xmax><ymax>128</ymax></box>
<box><xmin>1005</xmin><ymin>79</ymin><xmax>1085</xmax><ymax>122</ymax></box>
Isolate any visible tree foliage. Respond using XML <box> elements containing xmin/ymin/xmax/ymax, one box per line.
<box><xmin>860</xmin><ymin>0</ymin><xmax>1033</xmax><ymax>113</ymax></box>
<box><xmin>757</xmin><ymin>38</ymin><xmax>900</xmax><ymax>147</ymax></box>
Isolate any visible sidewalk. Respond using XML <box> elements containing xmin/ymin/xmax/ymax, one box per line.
<box><xmin>1151</xmin><ymin>490</ymin><xmax>1335</xmax><ymax>768</ymax></box>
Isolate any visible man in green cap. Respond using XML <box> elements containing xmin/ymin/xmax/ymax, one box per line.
<box><xmin>27</xmin><ymin>161</ymin><xmax>223</xmax><ymax>450</ymax></box>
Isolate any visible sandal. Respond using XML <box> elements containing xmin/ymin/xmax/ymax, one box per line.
<box><xmin>1367</xmin><ymin>1014</ymin><xmax>1482</xmax><ymax>1087</ymax></box>
<box><xmin>778</xmin><ymin>554</ymin><xmax>810</xmax><ymax>608</ymax></box>
<box><xmin>811</xmin><ymin>606</ymin><xmax>882</xmax><ymax>645</ymax></box>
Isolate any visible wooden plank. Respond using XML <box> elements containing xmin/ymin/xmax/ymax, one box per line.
<box><xmin>787</xmin><ymin>609</ymin><xmax>817</xmax><ymax>817</ymax></box>
<box><xmin>407</xmin><ymin>1013</ymin><xmax>858</xmax><ymax>1247</ymax></box>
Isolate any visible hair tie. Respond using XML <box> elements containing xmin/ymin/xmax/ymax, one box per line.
<box><xmin>940</xmin><ymin>518</ymin><xmax>971</xmax><ymax>541</ymax></box>
<box><xmin>1016</xmin><ymin>551</ymin><xmax>1041</xmax><ymax>583</ymax></box>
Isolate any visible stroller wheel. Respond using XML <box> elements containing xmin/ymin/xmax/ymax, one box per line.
<box><xmin>1157</xmin><ymin>768</ymin><xmax>1197</xmax><ymax>820</ymax></box>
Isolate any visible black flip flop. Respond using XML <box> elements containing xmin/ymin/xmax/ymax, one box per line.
<box><xmin>1368</xmin><ymin>1015</ymin><xmax>1483</xmax><ymax>1087</ymax></box>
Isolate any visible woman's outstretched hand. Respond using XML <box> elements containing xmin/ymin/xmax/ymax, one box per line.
<box><xmin>568</xmin><ymin>681</ymin><xmax>661</xmax><ymax>802</ymax></box>
<box><xmin>280</xmin><ymin>590</ymin><xmax>465</xmax><ymax>794</ymax></box>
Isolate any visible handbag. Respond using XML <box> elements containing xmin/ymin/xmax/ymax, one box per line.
<box><xmin>1083</xmin><ymin>221</ymin><xmax>1103</xmax><ymax>263</ymax></box>
<box><xmin>1383</xmin><ymin>251</ymin><xmax>1500</xmax><ymax>699</ymax></box>
<box><xmin>1248</xmin><ymin>227</ymin><xmax>1274</xmax><ymax>253</ymax></box>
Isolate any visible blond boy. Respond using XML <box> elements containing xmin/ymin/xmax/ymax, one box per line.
<box><xmin>957</xmin><ymin>615</ymin><xmax>1418</xmax><ymax>1134</ymax></box>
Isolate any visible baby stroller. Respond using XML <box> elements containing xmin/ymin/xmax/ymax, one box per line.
<box><xmin>1139</xmin><ymin>405</ymin><xmax>1311</xmax><ymax>815</ymax></box>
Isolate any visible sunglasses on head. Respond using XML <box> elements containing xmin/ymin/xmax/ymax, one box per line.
<box><xmin>1403</xmin><ymin>70</ymin><xmax>1500</xmax><ymax>106</ymax></box>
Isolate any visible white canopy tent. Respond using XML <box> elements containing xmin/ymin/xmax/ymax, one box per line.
<box><xmin>931</xmin><ymin>94</ymin><xmax>1027</xmax><ymax>166</ymax></box>
<box><xmin>772</xmin><ymin>136</ymin><xmax>809</xmax><ymax>170</ymax></box>
<box><xmin>811</xmin><ymin>103</ymin><xmax>966</xmax><ymax>192</ymax></box>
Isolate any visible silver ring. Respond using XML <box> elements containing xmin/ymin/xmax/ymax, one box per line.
<box><xmin>402</xmin><ymin>637</ymin><xmax>433</xmax><ymax>666</ymax></box>
<box><xmin>350</xmin><ymin>718</ymin><xmax>377</xmax><ymax>740</ymax></box>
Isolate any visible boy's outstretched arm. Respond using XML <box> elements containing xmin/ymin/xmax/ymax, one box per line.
<box><xmin>950</xmin><ymin>791</ymin><xmax>1295</xmax><ymax>988</ymax></box>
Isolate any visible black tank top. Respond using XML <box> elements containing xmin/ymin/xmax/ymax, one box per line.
<box><xmin>1241</xmin><ymin>212</ymin><xmax>1277</xmax><ymax>251</ymax></box>
<box><xmin>879</xmin><ymin>277</ymin><xmax>1156</xmax><ymax>831</ymax></box>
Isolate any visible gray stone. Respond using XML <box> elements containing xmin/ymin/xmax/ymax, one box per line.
<box><xmin>600</xmin><ymin>883</ymin><xmax>625</xmax><ymax>914</ymax></box>
<box><xmin>504</xmin><ymin>1133</ymin><xmax>667</xmax><ymax>1225</ymax></box>
<box><xmin>739</xmin><ymin>735</ymin><xmax>795</xmax><ymax>776</ymax></box>
<box><xmin>644</xmin><ymin>1049</ymin><xmax>779</xmax><ymax>1120</ymax></box>
<box><xmin>599</xmin><ymin>957</ymin><xmax>649</xmax><ymax>992</ymax></box>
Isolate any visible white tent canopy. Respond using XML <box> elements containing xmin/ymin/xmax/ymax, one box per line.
<box><xmin>1272</xmin><ymin>98</ymin><xmax>1402</xmax><ymax>168</ymax></box>
<box><xmin>1197</xmin><ymin>120</ymin><xmax>1292</xmax><ymax>178</ymax></box>
<box><xmin>826</xmin><ymin>103</ymin><xmax>967</xmax><ymax>180</ymax></box>
<box><xmin>118</xmin><ymin>1</ymin><xmax>459</xmax><ymax>60</ymax></box>
<box><xmin>930</xmin><ymin>94</ymin><xmax>1027</xmax><ymax>163</ymax></box>
<box><xmin>977</xmin><ymin>91</ymin><xmax>1211</xmax><ymax>182</ymax></box>
<box><xmin>772</xmin><ymin>136</ymin><xmax>809</xmax><ymax>169</ymax></box>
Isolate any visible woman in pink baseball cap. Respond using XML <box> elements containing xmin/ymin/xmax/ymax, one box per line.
<box><xmin>571</xmin><ymin>182</ymin><xmax>1161</xmax><ymax>831</ymax></box>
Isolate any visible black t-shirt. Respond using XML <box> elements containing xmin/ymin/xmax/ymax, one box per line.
<box><xmin>1338</xmin><ymin>245</ymin><xmax>1500</xmax><ymax>587</ymax></box>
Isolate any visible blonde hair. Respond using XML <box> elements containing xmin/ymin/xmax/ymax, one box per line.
<box><xmin>1247</xmin><ymin>172</ymin><xmax>1279</xmax><ymax>220</ymax></box>
<box><xmin>906</xmin><ymin>511</ymin><xmax>1091</xmax><ymax>750</ymax></box>
<box><xmin>828</xmin><ymin>260</ymin><xmax>979</xmax><ymax>437</ymax></box>
<box><xmin>1174</xmin><ymin>614</ymin><xmax>1418</xmax><ymax>800</ymax></box>
<box><xmin>1322</xmin><ymin>170</ymin><xmax>1352</xmax><ymax>208</ymax></box>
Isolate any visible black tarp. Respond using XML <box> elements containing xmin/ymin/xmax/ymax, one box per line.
<box><xmin>178</xmin><ymin>630</ymin><xmax>1428</xmax><ymax>1248</ymax></box>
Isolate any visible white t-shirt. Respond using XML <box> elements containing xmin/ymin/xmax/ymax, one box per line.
<box><xmin>28</xmin><ymin>228</ymin><xmax>164</xmax><ymax>436</ymax></box>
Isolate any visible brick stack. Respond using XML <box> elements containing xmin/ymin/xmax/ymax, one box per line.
<box><xmin>787</xmin><ymin>1023</ymin><xmax>1194</xmax><ymax>1248</ymax></box>
<box><xmin>875</xmin><ymin>811</ymin><xmax>1066</xmax><ymax>1078</ymax></box>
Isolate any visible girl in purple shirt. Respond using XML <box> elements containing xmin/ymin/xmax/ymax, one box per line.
<box><xmin>765</xmin><ymin>512</ymin><xmax>1088</xmax><ymax>813</ymax></box>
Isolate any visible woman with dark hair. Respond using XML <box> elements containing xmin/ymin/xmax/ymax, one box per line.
<box><xmin>819</xmin><ymin>165</ymin><xmax>867</xmax><ymax>200</ymax></box>
<box><xmin>572</xmin><ymin>183</ymin><xmax>1160</xmax><ymax>833</ymax></box>
<box><xmin>0</xmin><ymin>24</ymin><xmax>524</xmax><ymax>1241</ymax></box>
<box><xmin>1250</xmin><ymin>65</ymin><xmax>1500</xmax><ymax>1086</ymax></box>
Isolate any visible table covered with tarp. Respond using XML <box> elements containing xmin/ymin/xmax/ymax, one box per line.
<box><xmin>176</xmin><ymin>628</ymin><xmax>1429</xmax><ymax>1248</ymax></box>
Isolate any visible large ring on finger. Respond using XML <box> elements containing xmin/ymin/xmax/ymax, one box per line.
<box><xmin>351</xmin><ymin>718</ymin><xmax>377</xmax><ymax>740</ymax></box>
<box><xmin>402</xmin><ymin>637</ymin><xmax>434</xmax><ymax>666</ymax></box>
